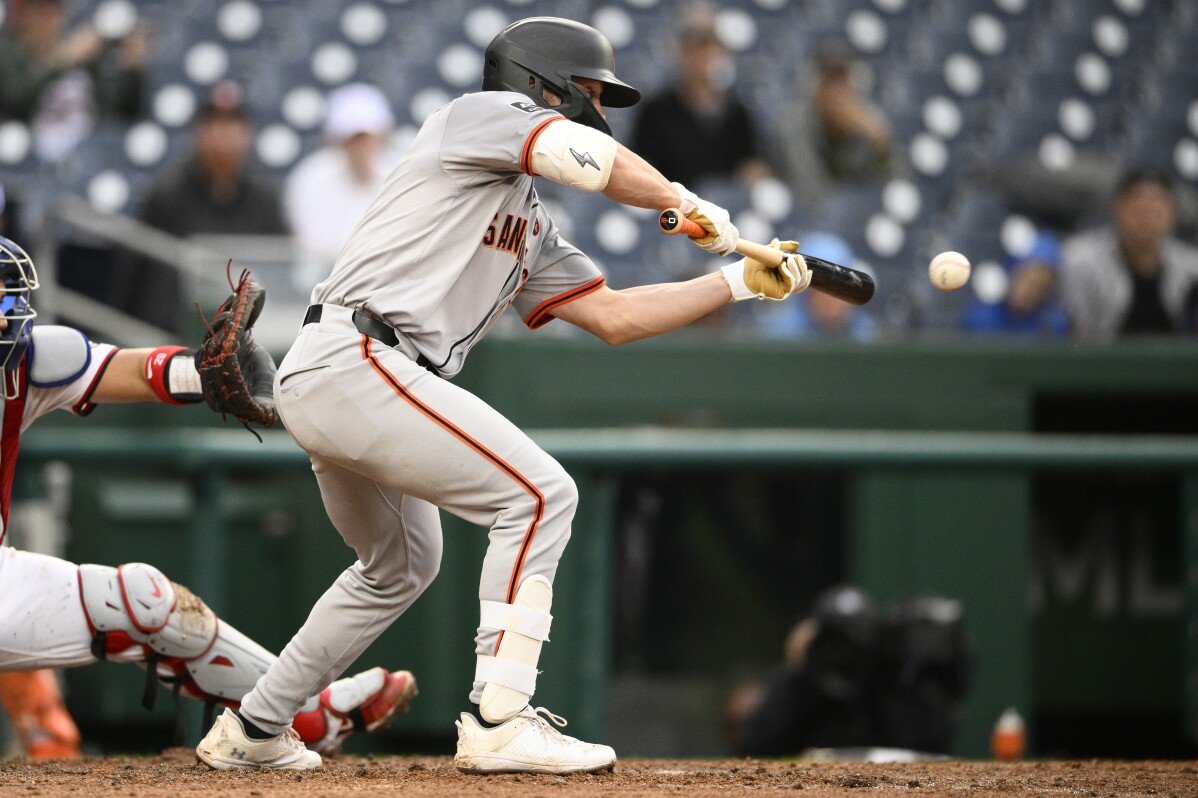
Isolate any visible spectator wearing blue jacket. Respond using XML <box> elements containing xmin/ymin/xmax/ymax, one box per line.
<box><xmin>963</xmin><ymin>232</ymin><xmax>1069</xmax><ymax>337</ymax></box>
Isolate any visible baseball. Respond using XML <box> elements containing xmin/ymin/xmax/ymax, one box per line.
<box><xmin>929</xmin><ymin>251</ymin><xmax>971</xmax><ymax>291</ymax></box>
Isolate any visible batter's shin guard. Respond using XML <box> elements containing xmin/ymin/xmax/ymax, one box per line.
<box><xmin>475</xmin><ymin>575</ymin><xmax>553</xmax><ymax>723</ymax></box>
<box><xmin>0</xmin><ymin>670</ymin><xmax>82</xmax><ymax>758</ymax></box>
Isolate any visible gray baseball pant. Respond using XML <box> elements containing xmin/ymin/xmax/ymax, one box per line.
<box><xmin>238</xmin><ymin>305</ymin><xmax>577</xmax><ymax>734</ymax></box>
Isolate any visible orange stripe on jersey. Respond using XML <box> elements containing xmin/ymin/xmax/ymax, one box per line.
<box><xmin>521</xmin><ymin>116</ymin><xmax>564</xmax><ymax>176</ymax></box>
<box><xmin>523</xmin><ymin>276</ymin><xmax>606</xmax><ymax>330</ymax></box>
<box><xmin>359</xmin><ymin>336</ymin><xmax>545</xmax><ymax>613</ymax></box>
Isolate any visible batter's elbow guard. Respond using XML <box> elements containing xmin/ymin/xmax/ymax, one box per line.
<box><xmin>530</xmin><ymin>120</ymin><xmax>616</xmax><ymax>192</ymax></box>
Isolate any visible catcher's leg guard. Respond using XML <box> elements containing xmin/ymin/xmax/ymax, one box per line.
<box><xmin>78</xmin><ymin>563</ymin><xmax>273</xmax><ymax>736</ymax></box>
<box><xmin>476</xmin><ymin>575</ymin><xmax>553</xmax><ymax>723</ymax></box>
<box><xmin>0</xmin><ymin>670</ymin><xmax>81</xmax><ymax>758</ymax></box>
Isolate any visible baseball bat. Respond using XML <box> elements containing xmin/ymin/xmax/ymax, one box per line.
<box><xmin>657</xmin><ymin>209</ymin><xmax>876</xmax><ymax>306</ymax></box>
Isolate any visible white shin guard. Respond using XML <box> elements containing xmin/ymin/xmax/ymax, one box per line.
<box><xmin>78</xmin><ymin>563</ymin><xmax>273</xmax><ymax>732</ymax></box>
<box><xmin>475</xmin><ymin>575</ymin><xmax>553</xmax><ymax>723</ymax></box>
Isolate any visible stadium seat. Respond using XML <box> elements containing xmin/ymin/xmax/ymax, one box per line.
<box><xmin>1</xmin><ymin>0</ymin><xmax>1195</xmax><ymax>329</ymax></box>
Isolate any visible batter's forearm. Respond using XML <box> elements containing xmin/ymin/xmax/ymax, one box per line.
<box><xmin>602</xmin><ymin>144</ymin><xmax>681</xmax><ymax>210</ymax></box>
<box><xmin>608</xmin><ymin>273</ymin><xmax>732</xmax><ymax>344</ymax></box>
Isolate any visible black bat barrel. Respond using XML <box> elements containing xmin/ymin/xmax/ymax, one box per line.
<box><xmin>803</xmin><ymin>255</ymin><xmax>876</xmax><ymax>305</ymax></box>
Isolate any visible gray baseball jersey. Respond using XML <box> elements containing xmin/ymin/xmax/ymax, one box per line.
<box><xmin>311</xmin><ymin>90</ymin><xmax>605</xmax><ymax>378</ymax></box>
<box><xmin>240</xmin><ymin>91</ymin><xmax>607</xmax><ymax>737</ymax></box>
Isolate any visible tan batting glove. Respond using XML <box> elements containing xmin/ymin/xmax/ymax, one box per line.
<box><xmin>673</xmin><ymin>182</ymin><xmax>739</xmax><ymax>256</ymax></box>
<box><xmin>720</xmin><ymin>238</ymin><xmax>812</xmax><ymax>301</ymax></box>
<box><xmin>773</xmin><ymin>238</ymin><xmax>813</xmax><ymax>294</ymax></box>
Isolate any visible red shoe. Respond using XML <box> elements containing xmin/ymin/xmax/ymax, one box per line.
<box><xmin>291</xmin><ymin>668</ymin><xmax>417</xmax><ymax>753</ymax></box>
<box><xmin>0</xmin><ymin>670</ymin><xmax>82</xmax><ymax>759</ymax></box>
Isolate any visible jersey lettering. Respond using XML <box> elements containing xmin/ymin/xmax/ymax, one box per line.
<box><xmin>482</xmin><ymin>214</ymin><xmax>530</xmax><ymax>259</ymax></box>
<box><xmin>510</xmin><ymin>101</ymin><xmax>541</xmax><ymax>113</ymax></box>
<box><xmin>497</xmin><ymin>216</ymin><xmax>513</xmax><ymax>251</ymax></box>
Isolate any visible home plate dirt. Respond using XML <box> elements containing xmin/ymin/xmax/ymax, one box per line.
<box><xmin>0</xmin><ymin>750</ymin><xmax>1193</xmax><ymax>797</ymax></box>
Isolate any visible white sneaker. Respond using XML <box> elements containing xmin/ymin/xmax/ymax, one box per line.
<box><xmin>196</xmin><ymin>708</ymin><xmax>322</xmax><ymax>771</ymax></box>
<box><xmin>454</xmin><ymin>706</ymin><xmax>616</xmax><ymax>775</ymax></box>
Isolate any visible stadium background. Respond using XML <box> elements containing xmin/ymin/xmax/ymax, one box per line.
<box><xmin>0</xmin><ymin>0</ymin><xmax>1196</xmax><ymax>762</ymax></box>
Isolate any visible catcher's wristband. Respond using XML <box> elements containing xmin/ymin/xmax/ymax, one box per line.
<box><xmin>720</xmin><ymin>262</ymin><xmax>757</xmax><ymax>302</ymax></box>
<box><xmin>145</xmin><ymin>345</ymin><xmax>203</xmax><ymax>405</ymax></box>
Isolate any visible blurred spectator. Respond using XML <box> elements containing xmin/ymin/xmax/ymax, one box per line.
<box><xmin>980</xmin><ymin>154</ymin><xmax>1198</xmax><ymax>244</ymax></box>
<box><xmin>727</xmin><ymin>585</ymin><xmax>880</xmax><ymax>756</ymax></box>
<box><xmin>963</xmin><ymin>232</ymin><xmax>1070</xmax><ymax>337</ymax></box>
<box><xmin>629</xmin><ymin>3</ymin><xmax>770</xmax><ymax>189</ymax></box>
<box><xmin>285</xmin><ymin>83</ymin><xmax>402</xmax><ymax>273</ymax></box>
<box><xmin>139</xmin><ymin>82</ymin><xmax>287</xmax><ymax>238</ymax></box>
<box><xmin>755</xmin><ymin>233</ymin><xmax>877</xmax><ymax>340</ymax></box>
<box><xmin>726</xmin><ymin>587</ymin><xmax>974</xmax><ymax>758</ymax></box>
<box><xmin>0</xmin><ymin>0</ymin><xmax>147</xmax><ymax>163</ymax></box>
<box><xmin>875</xmin><ymin>596</ymin><xmax>974</xmax><ymax>754</ymax></box>
<box><xmin>774</xmin><ymin>42</ymin><xmax>896</xmax><ymax>212</ymax></box>
<box><xmin>1061</xmin><ymin>170</ymin><xmax>1198</xmax><ymax>342</ymax></box>
<box><xmin>126</xmin><ymin>83</ymin><xmax>286</xmax><ymax>333</ymax></box>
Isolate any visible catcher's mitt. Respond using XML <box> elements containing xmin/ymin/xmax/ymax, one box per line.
<box><xmin>196</xmin><ymin>264</ymin><xmax>278</xmax><ymax>435</ymax></box>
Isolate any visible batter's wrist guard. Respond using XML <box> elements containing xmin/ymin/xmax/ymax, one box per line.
<box><xmin>146</xmin><ymin>345</ymin><xmax>202</xmax><ymax>405</ymax></box>
<box><xmin>720</xmin><ymin>262</ymin><xmax>756</xmax><ymax>301</ymax></box>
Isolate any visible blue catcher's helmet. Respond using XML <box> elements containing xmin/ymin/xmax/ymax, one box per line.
<box><xmin>0</xmin><ymin>237</ymin><xmax>39</xmax><ymax>393</ymax></box>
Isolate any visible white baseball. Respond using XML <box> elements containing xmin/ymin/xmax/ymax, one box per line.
<box><xmin>929</xmin><ymin>251</ymin><xmax>971</xmax><ymax>291</ymax></box>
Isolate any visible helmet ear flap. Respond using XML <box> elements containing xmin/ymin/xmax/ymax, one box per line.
<box><xmin>509</xmin><ymin>73</ymin><xmax>609</xmax><ymax>135</ymax></box>
<box><xmin>555</xmin><ymin>80</ymin><xmax>611</xmax><ymax>136</ymax></box>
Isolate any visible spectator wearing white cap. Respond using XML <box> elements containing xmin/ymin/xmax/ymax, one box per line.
<box><xmin>284</xmin><ymin>83</ymin><xmax>402</xmax><ymax>273</ymax></box>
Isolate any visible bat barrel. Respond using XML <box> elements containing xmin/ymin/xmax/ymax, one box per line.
<box><xmin>803</xmin><ymin>255</ymin><xmax>876</xmax><ymax>305</ymax></box>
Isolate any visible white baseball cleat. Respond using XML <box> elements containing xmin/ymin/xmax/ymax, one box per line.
<box><xmin>454</xmin><ymin>706</ymin><xmax>616</xmax><ymax>775</ymax></box>
<box><xmin>196</xmin><ymin>708</ymin><xmax>322</xmax><ymax>771</ymax></box>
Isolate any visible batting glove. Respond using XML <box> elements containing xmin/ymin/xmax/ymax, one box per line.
<box><xmin>673</xmin><ymin>182</ymin><xmax>739</xmax><ymax>256</ymax></box>
<box><xmin>721</xmin><ymin>238</ymin><xmax>812</xmax><ymax>301</ymax></box>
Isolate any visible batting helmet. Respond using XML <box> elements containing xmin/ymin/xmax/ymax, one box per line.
<box><xmin>0</xmin><ymin>237</ymin><xmax>38</xmax><ymax>394</ymax></box>
<box><xmin>482</xmin><ymin>17</ymin><xmax>641</xmax><ymax>136</ymax></box>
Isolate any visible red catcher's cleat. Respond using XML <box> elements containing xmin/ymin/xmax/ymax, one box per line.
<box><xmin>292</xmin><ymin>668</ymin><xmax>417</xmax><ymax>753</ymax></box>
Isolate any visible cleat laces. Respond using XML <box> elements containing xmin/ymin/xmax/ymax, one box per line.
<box><xmin>525</xmin><ymin>706</ymin><xmax>579</xmax><ymax>743</ymax></box>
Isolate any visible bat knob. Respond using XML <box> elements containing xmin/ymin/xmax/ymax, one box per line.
<box><xmin>658</xmin><ymin>209</ymin><xmax>683</xmax><ymax>235</ymax></box>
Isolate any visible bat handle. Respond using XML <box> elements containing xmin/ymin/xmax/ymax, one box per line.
<box><xmin>658</xmin><ymin>208</ymin><xmax>707</xmax><ymax>239</ymax></box>
<box><xmin>660</xmin><ymin>208</ymin><xmax>785</xmax><ymax>266</ymax></box>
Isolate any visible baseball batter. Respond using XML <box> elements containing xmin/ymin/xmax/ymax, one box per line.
<box><xmin>200</xmin><ymin>17</ymin><xmax>809</xmax><ymax>774</ymax></box>
<box><xmin>0</xmin><ymin>236</ymin><xmax>417</xmax><ymax>760</ymax></box>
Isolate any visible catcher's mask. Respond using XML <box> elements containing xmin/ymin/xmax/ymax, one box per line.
<box><xmin>0</xmin><ymin>237</ymin><xmax>38</xmax><ymax>399</ymax></box>
<box><xmin>482</xmin><ymin>16</ymin><xmax>640</xmax><ymax>136</ymax></box>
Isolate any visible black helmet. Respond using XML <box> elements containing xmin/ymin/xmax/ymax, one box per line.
<box><xmin>482</xmin><ymin>17</ymin><xmax>641</xmax><ymax>136</ymax></box>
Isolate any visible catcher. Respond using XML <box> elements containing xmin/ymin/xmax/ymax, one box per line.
<box><xmin>0</xmin><ymin>236</ymin><xmax>415</xmax><ymax>762</ymax></box>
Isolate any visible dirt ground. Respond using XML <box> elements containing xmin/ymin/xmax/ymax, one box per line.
<box><xmin>0</xmin><ymin>751</ymin><xmax>1194</xmax><ymax>797</ymax></box>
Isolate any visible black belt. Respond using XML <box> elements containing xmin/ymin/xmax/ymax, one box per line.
<box><xmin>304</xmin><ymin>304</ymin><xmax>398</xmax><ymax>348</ymax></box>
<box><xmin>304</xmin><ymin>304</ymin><xmax>435</xmax><ymax>373</ymax></box>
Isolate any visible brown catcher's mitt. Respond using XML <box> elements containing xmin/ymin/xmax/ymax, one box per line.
<box><xmin>196</xmin><ymin>264</ymin><xmax>278</xmax><ymax>434</ymax></box>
